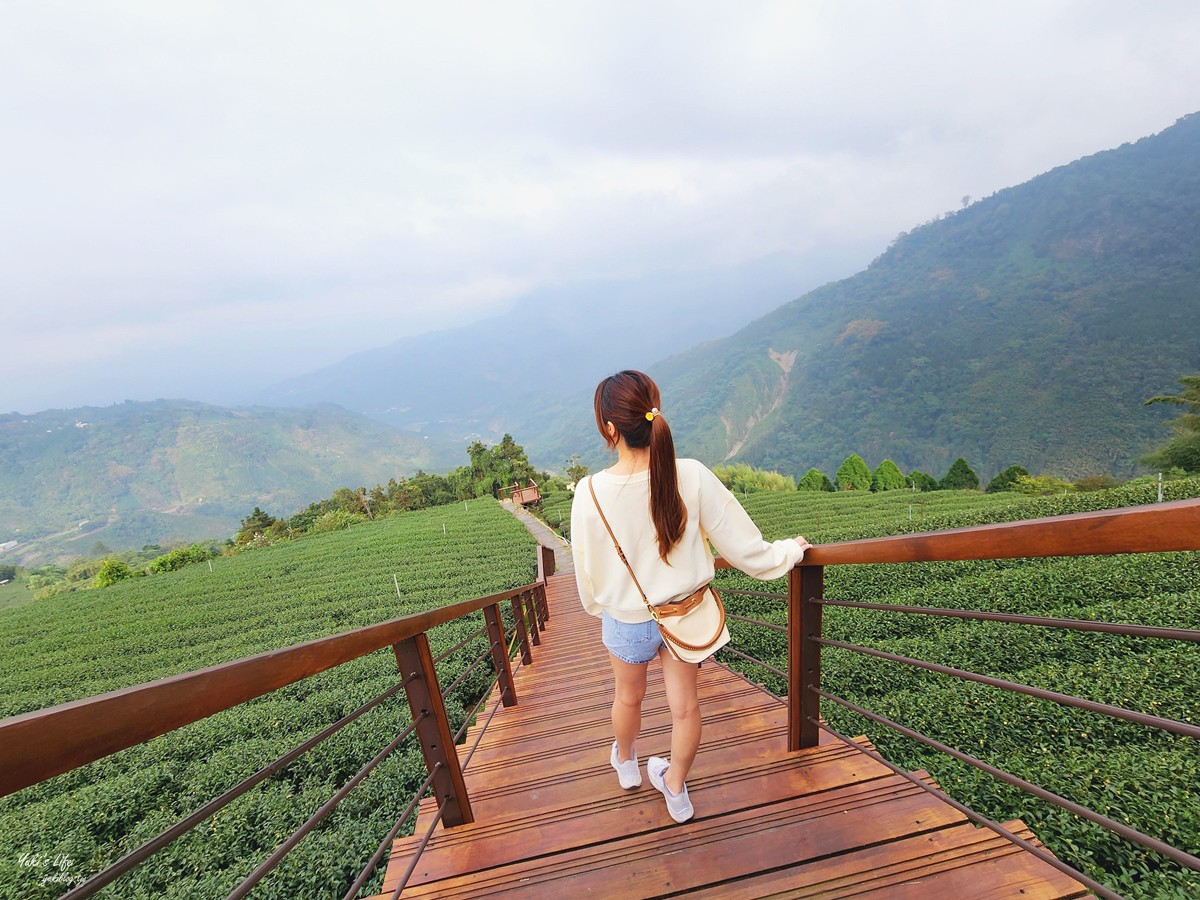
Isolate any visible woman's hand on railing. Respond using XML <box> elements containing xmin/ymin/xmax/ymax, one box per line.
<box><xmin>794</xmin><ymin>535</ymin><xmax>812</xmax><ymax>558</ymax></box>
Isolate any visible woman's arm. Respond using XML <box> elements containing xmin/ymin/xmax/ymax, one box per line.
<box><xmin>569</xmin><ymin>477</ymin><xmax>603</xmax><ymax>616</ymax></box>
<box><xmin>697</xmin><ymin>464</ymin><xmax>808</xmax><ymax>579</ymax></box>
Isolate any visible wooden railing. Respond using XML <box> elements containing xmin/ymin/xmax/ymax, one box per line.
<box><xmin>500</xmin><ymin>479</ymin><xmax>541</xmax><ymax>506</ymax></box>
<box><xmin>0</xmin><ymin>544</ymin><xmax>557</xmax><ymax>899</ymax></box>
<box><xmin>718</xmin><ymin>497</ymin><xmax>1200</xmax><ymax>899</ymax></box>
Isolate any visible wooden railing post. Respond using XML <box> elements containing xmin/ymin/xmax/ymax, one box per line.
<box><xmin>538</xmin><ymin>545</ymin><xmax>556</xmax><ymax>579</ymax></box>
<box><xmin>788</xmin><ymin>565</ymin><xmax>824</xmax><ymax>751</ymax></box>
<box><xmin>511</xmin><ymin>593</ymin><xmax>533</xmax><ymax>665</ymax></box>
<box><xmin>394</xmin><ymin>634</ymin><xmax>473</xmax><ymax>827</ymax></box>
<box><xmin>525</xmin><ymin>590</ymin><xmax>541</xmax><ymax>646</ymax></box>
<box><xmin>483</xmin><ymin>603</ymin><xmax>518</xmax><ymax>707</ymax></box>
<box><xmin>536</xmin><ymin>546</ymin><xmax>554</xmax><ymax>624</ymax></box>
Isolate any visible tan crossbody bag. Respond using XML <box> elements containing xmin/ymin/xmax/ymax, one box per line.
<box><xmin>588</xmin><ymin>479</ymin><xmax>730</xmax><ymax>664</ymax></box>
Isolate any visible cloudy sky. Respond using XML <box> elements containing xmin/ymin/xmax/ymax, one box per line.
<box><xmin>3</xmin><ymin>1</ymin><xmax>1199</xmax><ymax>414</ymax></box>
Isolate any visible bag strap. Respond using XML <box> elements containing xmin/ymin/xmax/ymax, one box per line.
<box><xmin>588</xmin><ymin>477</ymin><xmax>659</xmax><ymax>622</ymax></box>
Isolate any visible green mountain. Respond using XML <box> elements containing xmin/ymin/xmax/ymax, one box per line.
<box><xmin>531</xmin><ymin>113</ymin><xmax>1200</xmax><ymax>481</ymax></box>
<box><xmin>0</xmin><ymin>400</ymin><xmax>451</xmax><ymax>562</ymax></box>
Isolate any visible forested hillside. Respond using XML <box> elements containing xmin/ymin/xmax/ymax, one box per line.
<box><xmin>530</xmin><ymin>113</ymin><xmax>1200</xmax><ymax>480</ymax></box>
<box><xmin>0</xmin><ymin>401</ymin><xmax>453</xmax><ymax>561</ymax></box>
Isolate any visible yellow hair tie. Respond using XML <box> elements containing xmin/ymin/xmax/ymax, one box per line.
<box><xmin>645</xmin><ymin>407</ymin><xmax>660</xmax><ymax>421</ymax></box>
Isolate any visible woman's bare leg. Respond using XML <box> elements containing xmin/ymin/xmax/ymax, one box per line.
<box><xmin>609</xmin><ymin>654</ymin><xmax>649</xmax><ymax>761</ymax></box>
<box><xmin>658</xmin><ymin>648</ymin><xmax>700</xmax><ymax>793</ymax></box>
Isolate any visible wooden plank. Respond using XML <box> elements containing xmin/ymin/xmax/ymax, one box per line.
<box><xmin>389</xmin><ymin>730</ymin><xmax>886</xmax><ymax>885</ymax></box>
<box><xmin>390</xmin><ymin>775</ymin><xmax>967</xmax><ymax>897</ymax></box>
<box><xmin>686</xmin><ymin>819</ymin><xmax>1093</xmax><ymax>899</ymax></box>
<box><xmin>459</xmin><ymin>695</ymin><xmax>785</xmax><ymax>786</ymax></box>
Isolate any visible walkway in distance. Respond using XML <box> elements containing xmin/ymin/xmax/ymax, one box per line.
<box><xmin>372</xmin><ymin>573</ymin><xmax>1092</xmax><ymax>899</ymax></box>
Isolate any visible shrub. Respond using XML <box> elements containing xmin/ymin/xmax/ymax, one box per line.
<box><xmin>712</xmin><ymin>463</ymin><xmax>796</xmax><ymax>494</ymax></box>
<box><xmin>798</xmin><ymin>468</ymin><xmax>835</xmax><ymax>492</ymax></box>
<box><xmin>907</xmin><ymin>470</ymin><xmax>939</xmax><ymax>491</ymax></box>
<box><xmin>986</xmin><ymin>465</ymin><xmax>1030</xmax><ymax>493</ymax></box>
<box><xmin>313</xmin><ymin>509</ymin><xmax>365</xmax><ymax>533</ymax></box>
<box><xmin>835</xmin><ymin>454</ymin><xmax>872</xmax><ymax>491</ymax></box>
<box><xmin>940</xmin><ymin>457</ymin><xmax>980</xmax><ymax>490</ymax></box>
<box><xmin>1013</xmin><ymin>473</ymin><xmax>1075</xmax><ymax>495</ymax></box>
<box><xmin>871</xmin><ymin>459</ymin><xmax>906</xmax><ymax>492</ymax></box>
<box><xmin>95</xmin><ymin>558</ymin><xmax>133</xmax><ymax>588</ymax></box>
<box><xmin>1074</xmin><ymin>474</ymin><xmax>1120</xmax><ymax>492</ymax></box>
<box><xmin>147</xmin><ymin>544</ymin><xmax>217</xmax><ymax>574</ymax></box>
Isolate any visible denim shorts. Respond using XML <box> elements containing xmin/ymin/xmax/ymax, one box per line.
<box><xmin>601</xmin><ymin>611</ymin><xmax>663</xmax><ymax>664</ymax></box>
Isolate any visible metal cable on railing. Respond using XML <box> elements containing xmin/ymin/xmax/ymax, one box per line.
<box><xmin>240</xmin><ymin>598</ymin><xmax>521</xmax><ymax>899</ymax></box>
<box><xmin>812</xmin><ymin>717</ymin><xmax>1122</xmax><ymax>900</ymax></box>
<box><xmin>440</xmin><ymin>650</ymin><xmax>493</xmax><ymax>700</ymax></box>
<box><xmin>455</xmin><ymin>664</ymin><xmax>505</xmax><ymax>744</ymax></box>
<box><xmin>0</xmin><ymin>566</ymin><xmax>548</xmax><ymax>900</ymax></box>
<box><xmin>817</xmin><ymin>637</ymin><xmax>1200</xmax><ymax>739</ymax></box>
<box><xmin>344</xmin><ymin>599</ymin><xmax>528</xmax><ymax>898</ymax></box>
<box><xmin>783</xmin><ymin>499</ymin><xmax>1200</xmax><ymax>895</ymax></box>
<box><xmin>719</xmin><ymin>644</ymin><xmax>787</xmax><ymax>685</ymax></box>
<box><xmin>432</xmin><ymin>624</ymin><xmax>489</xmax><ymax>665</ymax></box>
<box><xmin>507</xmin><ymin>630</ymin><xmax>522</xmax><ymax>667</ymax></box>
<box><xmin>227</xmin><ymin>712</ymin><xmax>429</xmax><ymax>899</ymax></box>
<box><xmin>719</xmin><ymin>585</ymin><xmax>789</xmax><ymax>601</ymax></box>
<box><xmin>388</xmin><ymin>796</ymin><xmax>451</xmax><ymax>900</ymax></box>
<box><xmin>708</xmin><ymin>584</ymin><xmax>792</xmax><ymax>698</ymax></box>
<box><xmin>816</xmin><ymin>598</ymin><xmax>1200</xmax><ymax>642</ymax></box>
<box><xmin>461</xmin><ymin>693</ymin><xmax>507</xmax><ymax>771</ymax></box>
<box><xmin>812</xmin><ymin>688</ymin><xmax>1200</xmax><ymax>876</ymax></box>
<box><xmin>343</xmin><ymin>763</ymin><xmax>443</xmax><ymax>900</ymax></box>
<box><xmin>61</xmin><ymin>676</ymin><xmax>416</xmax><ymax>899</ymax></box>
<box><xmin>725</xmin><ymin>611</ymin><xmax>787</xmax><ymax>633</ymax></box>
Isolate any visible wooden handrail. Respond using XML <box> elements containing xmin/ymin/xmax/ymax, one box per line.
<box><xmin>712</xmin><ymin>498</ymin><xmax>1200</xmax><ymax>570</ymax></box>
<box><xmin>804</xmin><ymin>497</ymin><xmax>1200</xmax><ymax>564</ymax></box>
<box><xmin>0</xmin><ymin>581</ymin><xmax>541</xmax><ymax>798</ymax></box>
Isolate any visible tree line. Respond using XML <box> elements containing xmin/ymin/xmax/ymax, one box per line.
<box><xmin>714</xmin><ymin>378</ymin><xmax>1200</xmax><ymax>496</ymax></box>
<box><xmin>234</xmin><ymin>434</ymin><xmax>550</xmax><ymax>544</ymax></box>
<box><xmin>16</xmin><ymin>435</ymin><xmax>553</xmax><ymax>600</ymax></box>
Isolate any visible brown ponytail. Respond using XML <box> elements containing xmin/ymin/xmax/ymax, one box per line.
<box><xmin>593</xmin><ymin>370</ymin><xmax>686</xmax><ymax>560</ymax></box>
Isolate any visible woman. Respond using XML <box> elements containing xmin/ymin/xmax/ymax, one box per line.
<box><xmin>571</xmin><ymin>370</ymin><xmax>811</xmax><ymax>823</ymax></box>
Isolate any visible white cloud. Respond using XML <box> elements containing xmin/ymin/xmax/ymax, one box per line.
<box><xmin>2</xmin><ymin>0</ymin><xmax>1200</xmax><ymax>411</ymax></box>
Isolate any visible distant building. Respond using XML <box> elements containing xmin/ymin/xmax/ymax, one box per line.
<box><xmin>0</xmin><ymin>540</ymin><xmax>17</xmax><ymax>553</ymax></box>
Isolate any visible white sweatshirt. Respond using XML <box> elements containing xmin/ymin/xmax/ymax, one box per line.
<box><xmin>571</xmin><ymin>458</ymin><xmax>805</xmax><ymax>622</ymax></box>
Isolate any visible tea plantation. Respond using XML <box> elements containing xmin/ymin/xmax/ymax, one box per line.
<box><xmin>716</xmin><ymin>478</ymin><xmax>1200</xmax><ymax>899</ymax></box>
<box><xmin>0</xmin><ymin>499</ymin><xmax>537</xmax><ymax>899</ymax></box>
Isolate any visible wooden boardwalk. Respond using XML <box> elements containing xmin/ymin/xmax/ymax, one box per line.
<box><xmin>375</xmin><ymin>574</ymin><xmax>1092</xmax><ymax>899</ymax></box>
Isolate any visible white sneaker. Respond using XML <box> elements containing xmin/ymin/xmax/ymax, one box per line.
<box><xmin>610</xmin><ymin>742</ymin><xmax>641</xmax><ymax>789</ymax></box>
<box><xmin>647</xmin><ymin>756</ymin><xmax>694</xmax><ymax>822</ymax></box>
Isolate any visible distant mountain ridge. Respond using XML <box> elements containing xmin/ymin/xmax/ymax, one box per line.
<box><xmin>252</xmin><ymin>255</ymin><xmax>846</xmax><ymax>440</ymax></box>
<box><xmin>528</xmin><ymin>112</ymin><xmax>1200</xmax><ymax>480</ymax></box>
<box><xmin>0</xmin><ymin>400</ymin><xmax>452</xmax><ymax>562</ymax></box>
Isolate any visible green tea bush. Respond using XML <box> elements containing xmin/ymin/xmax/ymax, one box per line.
<box><xmin>537</xmin><ymin>488</ymin><xmax>575</xmax><ymax>540</ymax></box>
